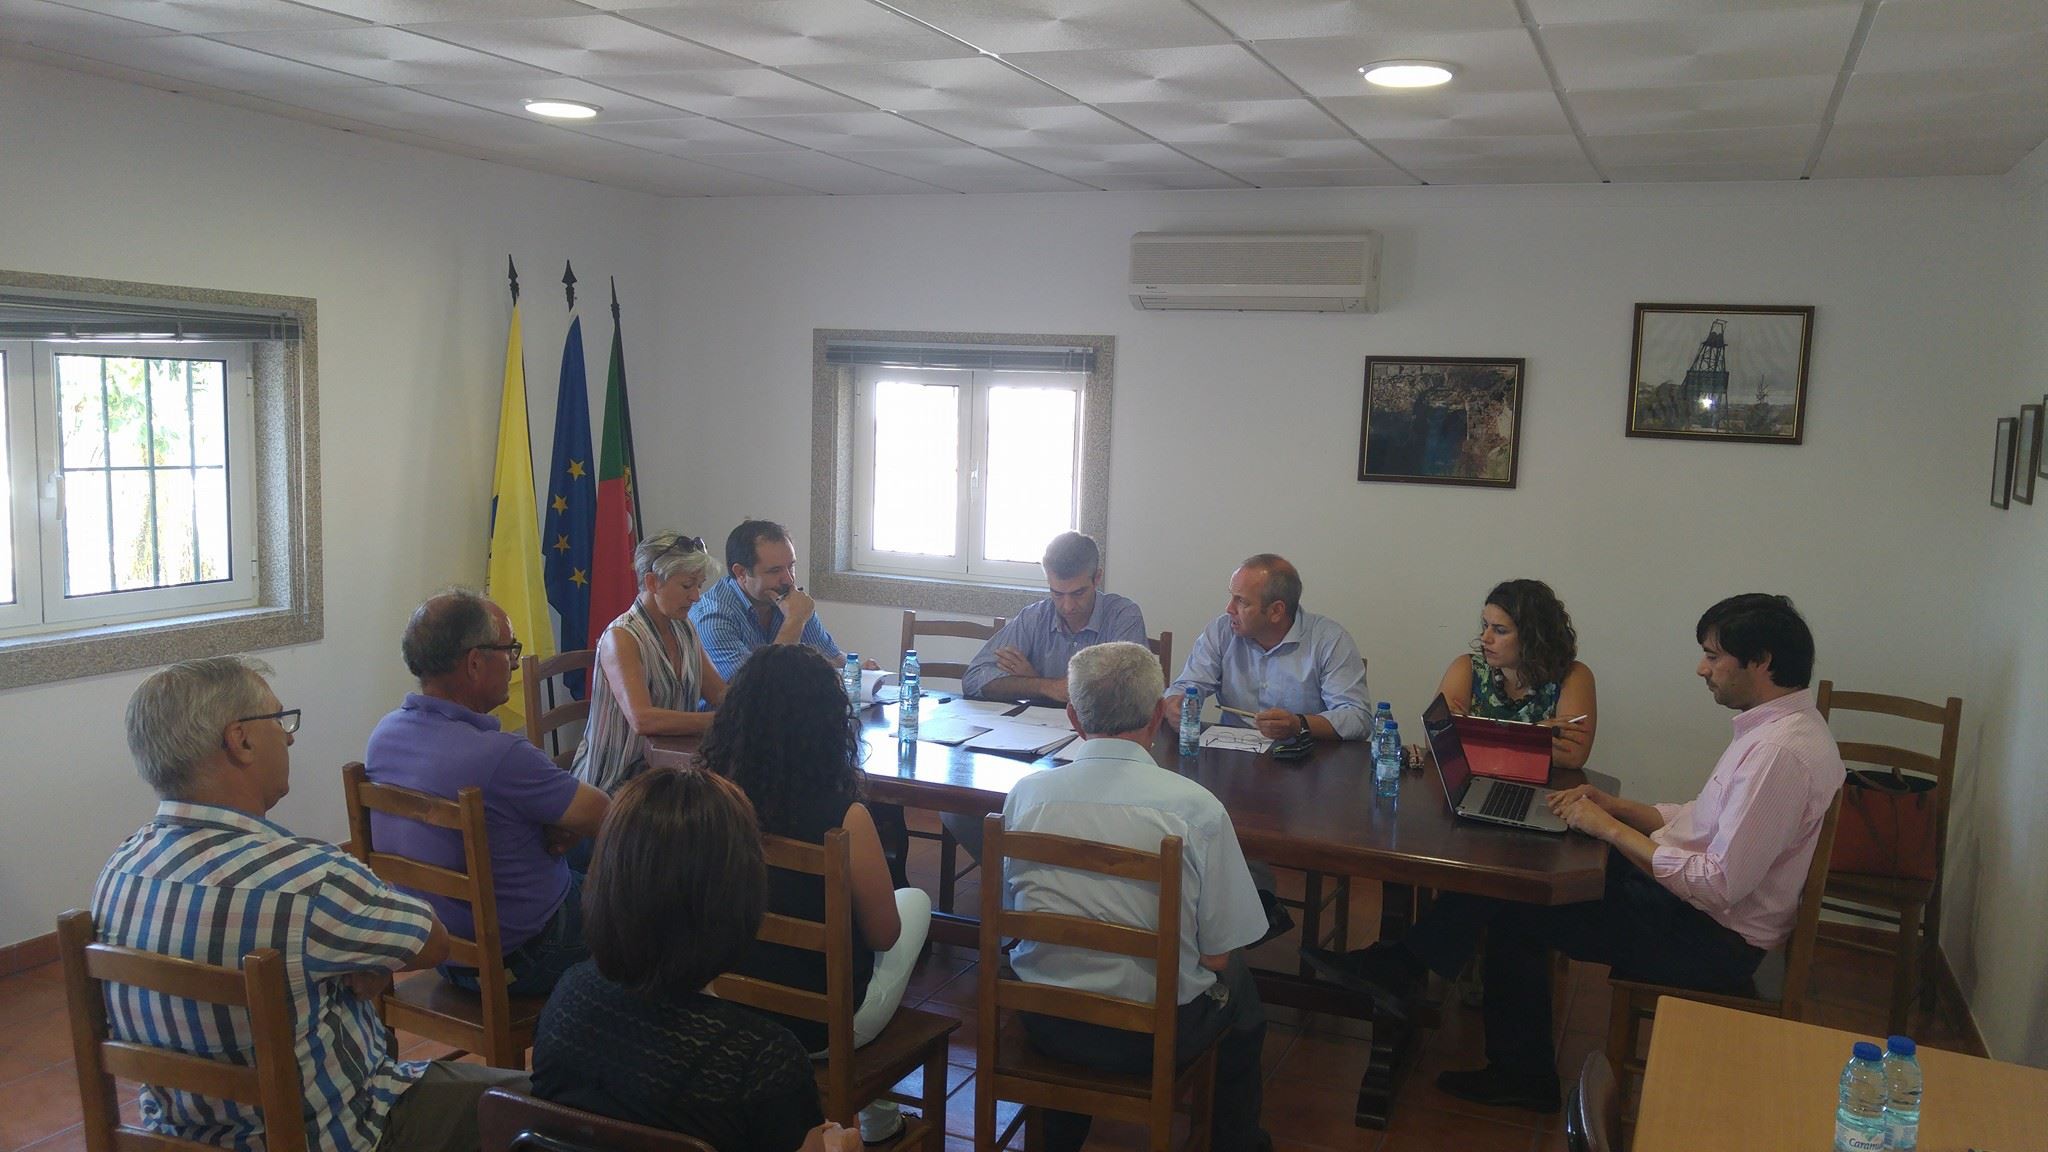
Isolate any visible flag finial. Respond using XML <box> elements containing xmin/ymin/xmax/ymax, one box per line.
<box><xmin>563</xmin><ymin>261</ymin><xmax>577</xmax><ymax>310</ymax></box>
<box><xmin>610</xmin><ymin>276</ymin><xmax>620</xmax><ymax>322</ymax></box>
<box><xmin>508</xmin><ymin>256</ymin><xmax>519</xmax><ymax>303</ymax></box>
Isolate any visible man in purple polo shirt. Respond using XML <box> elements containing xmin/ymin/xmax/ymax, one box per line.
<box><xmin>365</xmin><ymin>589</ymin><xmax>610</xmax><ymax>998</ymax></box>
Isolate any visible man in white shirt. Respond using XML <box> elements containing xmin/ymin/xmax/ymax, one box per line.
<box><xmin>1004</xmin><ymin>642</ymin><xmax>1271</xmax><ymax>1152</ymax></box>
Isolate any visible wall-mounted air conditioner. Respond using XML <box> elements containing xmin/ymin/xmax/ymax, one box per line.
<box><xmin>1128</xmin><ymin>231</ymin><xmax>1380</xmax><ymax>313</ymax></box>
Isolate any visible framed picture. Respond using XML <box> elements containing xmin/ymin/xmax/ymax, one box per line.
<box><xmin>1628</xmin><ymin>304</ymin><xmax>1814</xmax><ymax>444</ymax></box>
<box><xmin>1992</xmin><ymin>417</ymin><xmax>2017</xmax><ymax>510</ymax></box>
<box><xmin>2018</xmin><ymin>404</ymin><xmax>2043</xmax><ymax>506</ymax></box>
<box><xmin>1358</xmin><ymin>356</ymin><xmax>1524</xmax><ymax>489</ymax></box>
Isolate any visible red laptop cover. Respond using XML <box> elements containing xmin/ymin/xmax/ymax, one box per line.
<box><xmin>1452</xmin><ymin>714</ymin><xmax>1552</xmax><ymax>784</ymax></box>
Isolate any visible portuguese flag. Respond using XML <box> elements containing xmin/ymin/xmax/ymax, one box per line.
<box><xmin>587</xmin><ymin>279</ymin><xmax>643</xmax><ymax>646</ymax></box>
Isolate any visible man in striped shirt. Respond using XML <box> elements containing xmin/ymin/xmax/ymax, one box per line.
<box><xmin>94</xmin><ymin>656</ymin><xmax>529</xmax><ymax>1152</ymax></box>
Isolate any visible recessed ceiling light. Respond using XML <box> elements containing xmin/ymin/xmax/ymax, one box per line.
<box><xmin>1360</xmin><ymin>61</ymin><xmax>1454</xmax><ymax>88</ymax></box>
<box><xmin>522</xmin><ymin>99</ymin><xmax>601</xmax><ymax>120</ymax></box>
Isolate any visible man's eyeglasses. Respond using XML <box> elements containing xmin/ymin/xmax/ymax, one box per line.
<box><xmin>235</xmin><ymin>708</ymin><xmax>302</xmax><ymax>736</ymax></box>
<box><xmin>475</xmin><ymin>640</ymin><xmax>524</xmax><ymax>661</ymax></box>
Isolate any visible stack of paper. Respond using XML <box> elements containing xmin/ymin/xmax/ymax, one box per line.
<box><xmin>965</xmin><ymin>721</ymin><xmax>1077</xmax><ymax>758</ymax></box>
<box><xmin>1007</xmin><ymin>705</ymin><xmax>1077</xmax><ymax>730</ymax></box>
<box><xmin>912</xmin><ymin>718</ymin><xmax>990</xmax><ymax>746</ymax></box>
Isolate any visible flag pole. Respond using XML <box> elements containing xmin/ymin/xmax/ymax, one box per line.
<box><xmin>611</xmin><ymin>276</ymin><xmax>646</xmax><ymax>534</ymax></box>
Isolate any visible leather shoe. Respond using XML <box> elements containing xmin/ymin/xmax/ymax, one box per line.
<box><xmin>1434</xmin><ymin>1065</ymin><xmax>1562</xmax><ymax>1113</ymax></box>
<box><xmin>1253</xmin><ymin>889</ymin><xmax>1295</xmax><ymax>948</ymax></box>
<box><xmin>1298</xmin><ymin>944</ymin><xmax>1421</xmax><ymax>1021</ymax></box>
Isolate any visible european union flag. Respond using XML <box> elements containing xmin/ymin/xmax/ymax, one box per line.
<box><xmin>543</xmin><ymin>314</ymin><xmax>595</xmax><ymax>695</ymax></box>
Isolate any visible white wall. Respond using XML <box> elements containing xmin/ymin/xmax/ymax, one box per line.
<box><xmin>0</xmin><ymin>59</ymin><xmax>665</xmax><ymax>946</ymax></box>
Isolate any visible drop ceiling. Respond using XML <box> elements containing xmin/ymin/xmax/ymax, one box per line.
<box><xmin>3</xmin><ymin>0</ymin><xmax>2044</xmax><ymax>196</ymax></box>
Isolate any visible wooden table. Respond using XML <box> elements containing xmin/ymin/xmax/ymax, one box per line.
<box><xmin>1634</xmin><ymin>998</ymin><xmax>2048</xmax><ymax>1152</ymax></box>
<box><xmin>649</xmin><ymin>703</ymin><xmax>1614</xmax><ymax>1127</ymax></box>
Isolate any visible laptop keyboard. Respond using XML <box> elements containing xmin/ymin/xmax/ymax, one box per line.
<box><xmin>1478</xmin><ymin>781</ymin><xmax>1536</xmax><ymax>822</ymax></box>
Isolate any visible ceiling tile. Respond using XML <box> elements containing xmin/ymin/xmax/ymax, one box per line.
<box><xmin>897</xmin><ymin>104</ymin><xmax>1150</xmax><ymax>148</ymax></box>
<box><xmin>0</xmin><ymin>0</ymin><xmax>181</xmax><ymax>43</ymax></box>
<box><xmin>1831</xmin><ymin>69</ymin><xmax>2048</xmax><ymax>128</ymax></box>
<box><xmin>619</xmin><ymin>1</ymin><xmax>975</xmax><ymax>67</ymax></box>
<box><xmin>1320</xmin><ymin>89</ymin><xmax>1570</xmax><ymax>139</ymax></box>
<box><xmin>1090</xmin><ymin>170</ymin><xmax>1247</xmax><ymax>190</ymax></box>
<box><xmin>394</xmin><ymin>14</ymin><xmax>751</xmax><ymax>75</ymax></box>
<box><xmin>1001</xmin><ymin>44</ymin><xmax>1298</xmax><ymax>104</ymax></box>
<box><xmin>45</xmin><ymin>33</ymin><xmax>375</xmax><ymax>91</ymax></box>
<box><xmin>784</xmin><ymin>57</ymin><xmax>1076</xmax><ymax>112</ymax></box>
<box><xmin>1601</xmin><ymin>159</ymin><xmax>1807</xmax><ymax>182</ymax></box>
<box><xmin>209</xmin><ymin>25</ymin><xmax>552</xmax><ymax>85</ymax></box>
<box><xmin>572</xmin><ymin>115</ymin><xmax>806</xmax><ymax>155</ymax></box>
<box><xmin>1527</xmin><ymin>0</ymin><xmax>1853</xmax><ymax>23</ymax></box>
<box><xmin>411</xmin><ymin>77</ymin><xmax>695</xmax><ymax>122</ymax></box>
<box><xmin>600</xmin><ymin>68</ymin><xmax>870</xmax><ymax>117</ymax></box>
<box><xmin>1374</xmin><ymin>133</ymin><xmax>1590</xmax><ymax>168</ymax></box>
<box><xmin>1253</xmin><ymin>29</ymin><xmax>1553</xmax><ymax>97</ymax></box>
<box><xmin>1175</xmin><ymin>137</ymin><xmax>1390</xmax><ymax>171</ymax></box>
<box><xmin>1537</xmin><ymin>5</ymin><xmax>1864</xmax><ymax>89</ymax></box>
<box><xmin>1852</xmin><ymin>0</ymin><xmax>2048</xmax><ymax>75</ymax></box>
<box><xmin>883</xmin><ymin>0</ymin><xmax>1233</xmax><ymax>54</ymax></box>
<box><xmin>1412</xmin><ymin>161</ymin><xmax>1602</xmax><ymax>184</ymax></box>
<box><xmin>1813</xmin><ymin>121</ymin><xmax>2048</xmax><ymax>178</ymax></box>
<box><xmin>1585</xmin><ymin>124</ymin><xmax>1816</xmax><ymax>166</ymax></box>
<box><xmin>1000</xmin><ymin>141</ymin><xmax>1217</xmax><ymax>176</ymax></box>
<box><xmin>296</xmin><ymin>0</ymin><xmax>595</xmax><ymax>20</ymax></box>
<box><xmin>1567</xmin><ymin>75</ymin><xmax>1834</xmax><ymax>134</ymax></box>
<box><xmin>1196</xmin><ymin>0</ymin><xmax>1523</xmax><ymax>43</ymax></box>
<box><xmin>1094</xmin><ymin>98</ymin><xmax>1351</xmax><ymax>143</ymax></box>
<box><xmin>695</xmin><ymin>149</ymin><xmax>953</xmax><ymax>193</ymax></box>
<box><xmin>54</xmin><ymin>0</ymin><xmax>362</xmax><ymax>34</ymax></box>
<box><xmin>838</xmin><ymin>148</ymin><xmax>1090</xmax><ymax>192</ymax></box>
<box><xmin>1245</xmin><ymin>167</ymin><xmax>1420</xmax><ymax>187</ymax></box>
<box><xmin>722</xmin><ymin>110</ymin><xmax>968</xmax><ymax>150</ymax></box>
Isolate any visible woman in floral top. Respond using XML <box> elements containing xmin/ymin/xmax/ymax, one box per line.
<box><xmin>1433</xmin><ymin>579</ymin><xmax>1598</xmax><ymax>769</ymax></box>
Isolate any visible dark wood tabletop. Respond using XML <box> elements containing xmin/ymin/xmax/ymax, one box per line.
<box><xmin>648</xmin><ymin>702</ymin><xmax>1612</xmax><ymax>905</ymax></box>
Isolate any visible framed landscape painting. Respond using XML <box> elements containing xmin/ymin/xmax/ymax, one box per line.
<box><xmin>1628</xmin><ymin>304</ymin><xmax>1814</xmax><ymax>444</ymax></box>
<box><xmin>1358</xmin><ymin>356</ymin><xmax>1524</xmax><ymax>489</ymax></box>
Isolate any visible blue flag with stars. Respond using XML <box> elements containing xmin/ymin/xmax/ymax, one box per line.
<box><xmin>543</xmin><ymin>315</ymin><xmax>594</xmax><ymax>695</ymax></box>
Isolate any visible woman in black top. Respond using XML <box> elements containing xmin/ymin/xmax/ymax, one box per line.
<box><xmin>532</xmin><ymin>766</ymin><xmax>855</xmax><ymax>1152</ymax></box>
<box><xmin>700</xmin><ymin>645</ymin><xmax>931</xmax><ymax>1057</ymax></box>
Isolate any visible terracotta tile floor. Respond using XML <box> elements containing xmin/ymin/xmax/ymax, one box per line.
<box><xmin>3</xmin><ymin>816</ymin><xmax>1982</xmax><ymax>1152</ymax></box>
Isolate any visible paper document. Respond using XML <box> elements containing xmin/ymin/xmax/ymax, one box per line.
<box><xmin>912</xmin><ymin>719</ymin><xmax>989</xmax><ymax>746</ymax></box>
<box><xmin>857</xmin><ymin>669</ymin><xmax>897</xmax><ymax>704</ymax></box>
<box><xmin>1007</xmin><ymin>705</ymin><xmax>1077</xmax><ymax>730</ymax></box>
<box><xmin>965</xmin><ymin>721</ymin><xmax>1078</xmax><ymax>758</ymax></box>
<box><xmin>929</xmin><ymin>698</ymin><xmax>1016</xmax><ymax>719</ymax></box>
<box><xmin>1199</xmin><ymin>726</ymin><xmax>1272</xmax><ymax>753</ymax></box>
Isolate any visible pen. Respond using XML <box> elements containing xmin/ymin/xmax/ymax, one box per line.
<box><xmin>1216</xmin><ymin>704</ymin><xmax>1260</xmax><ymax>720</ymax></box>
<box><xmin>1561</xmin><ymin>713</ymin><xmax>1589</xmax><ymax>725</ymax></box>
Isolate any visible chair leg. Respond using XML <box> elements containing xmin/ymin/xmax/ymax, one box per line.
<box><xmin>1330</xmin><ymin>877</ymin><xmax>1351</xmax><ymax>952</ymax></box>
<box><xmin>1920</xmin><ymin>883</ymin><xmax>1943</xmax><ymax>1014</ymax></box>
<box><xmin>1023</xmin><ymin>1107</ymin><xmax>1045</xmax><ymax>1152</ymax></box>
<box><xmin>1296</xmin><ymin>871</ymin><xmax>1324</xmax><ymax>978</ymax></box>
<box><xmin>921</xmin><ymin>1045</ymin><xmax>947</xmax><ymax>1152</ymax></box>
<box><xmin>938</xmin><ymin>827</ymin><xmax>958</xmax><ymax>916</ymax></box>
<box><xmin>975</xmin><ymin>1068</ymin><xmax>997</xmax><ymax>1152</ymax></box>
<box><xmin>1891</xmin><ymin>900</ymin><xmax>1923</xmax><ymax>1036</ymax></box>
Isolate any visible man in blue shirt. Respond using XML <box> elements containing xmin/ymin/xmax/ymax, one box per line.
<box><xmin>1170</xmin><ymin>553</ymin><xmax>1370</xmax><ymax>742</ymax></box>
<box><xmin>691</xmin><ymin>519</ymin><xmax>877</xmax><ymax>679</ymax></box>
<box><xmin>963</xmin><ymin>531</ymin><xmax>1149</xmax><ymax>704</ymax></box>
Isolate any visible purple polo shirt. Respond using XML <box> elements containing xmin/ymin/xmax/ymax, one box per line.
<box><xmin>363</xmin><ymin>694</ymin><xmax>580</xmax><ymax>950</ymax></box>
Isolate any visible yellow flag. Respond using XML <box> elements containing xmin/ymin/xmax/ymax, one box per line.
<box><xmin>485</xmin><ymin>301</ymin><xmax>556</xmax><ymax>732</ymax></box>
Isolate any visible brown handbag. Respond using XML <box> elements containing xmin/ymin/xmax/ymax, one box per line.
<box><xmin>1828</xmin><ymin>769</ymin><xmax>1939</xmax><ymax>881</ymax></box>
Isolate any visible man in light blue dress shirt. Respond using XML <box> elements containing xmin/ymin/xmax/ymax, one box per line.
<box><xmin>962</xmin><ymin>532</ymin><xmax>1149</xmax><ymax>703</ymax></box>
<box><xmin>1169</xmin><ymin>553</ymin><xmax>1370</xmax><ymax>742</ymax></box>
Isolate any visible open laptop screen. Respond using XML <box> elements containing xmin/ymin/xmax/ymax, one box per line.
<box><xmin>1422</xmin><ymin>693</ymin><xmax>1474</xmax><ymax>806</ymax></box>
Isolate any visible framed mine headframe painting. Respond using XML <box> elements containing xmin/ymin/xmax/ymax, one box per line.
<box><xmin>1358</xmin><ymin>356</ymin><xmax>1524</xmax><ymax>489</ymax></box>
<box><xmin>1628</xmin><ymin>304</ymin><xmax>1814</xmax><ymax>445</ymax></box>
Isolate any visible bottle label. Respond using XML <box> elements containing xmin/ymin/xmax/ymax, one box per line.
<box><xmin>1886</xmin><ymin>1116</ymin><xmax>1917</xmax><ymax>1149</ymax></box>
<box><xmin>1833</xmin><ymin>1121</ymin><xmax>1885</xmax><ymax>1152</ymax></box>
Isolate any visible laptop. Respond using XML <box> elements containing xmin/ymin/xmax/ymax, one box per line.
<box><xmin>1422</xmin><ymin>694</ymin><xmax>1567</xmax><ymax>834</ymax></box>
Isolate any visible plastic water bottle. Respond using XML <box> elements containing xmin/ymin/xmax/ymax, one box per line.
<box><xmin>842</xmin><ymin>653</ymin><xmax>862</xmax><ymax>704</ymax></box>
<box><xmin>1374</xmin><ymin>720</ymin><xmax>1403</xmax><ymax>799</ymax></box>
<box><xmin>1178</xmin><ymin>687</ymin><xmax>1201</xmax><ymax>755</ymax></box>
<box><xmin>1882</xmin><ymin>1035</ymin><xmax>1922</xmax><ymax>1151</ymax></box>
<box><xmin>1373</xmin><ymin>701</ymin><xmax>1393</xmax><ymax>741</ymax></box>
<box><xmin>1833</xmin><ymin>1041</ymin><xmax>1889</xmax><ymax>1152</ymax></box>
<box><xmin>898</xmin><ymin>650</ymin><xmax>920</xmax><ymax>741</ymax></box>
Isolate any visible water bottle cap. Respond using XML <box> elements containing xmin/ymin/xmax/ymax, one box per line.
<box><xmin>1377</xmin><ymin>701</ymin><xmax>1392</xmax><ymax>711</ymax></box>
<box><xmin>905</xmin><ymin>649</ymin><xmax>917</xmax><ymax>659</ymax></box>
<box><xmin>846</xmin><ymin>652</ymin><xmax>859</xmax><ymax>661</ymax></box>
<box><xmin>1852</xmin><ymin>1042</ymin><xmax>1883</xmax><ymax>1061</ymax></box>
<box><xmin>1886</xmin><ymin>1035</ymin><xmax>1915</xmax><ymax>1056</ymax></box>
<box><xmin>1384</xmin><ymin>721</ymin><xmax>1399</xmax><ymax>733</ymax></box>
<box><xmin>1185</xmin><ymin>686</ymin><xmax>1199</xmax><ymax>696</ymax></box>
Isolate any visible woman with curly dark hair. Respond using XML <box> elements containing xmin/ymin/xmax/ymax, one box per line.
<box><xmin>1434</xmin><ymin>579</ymin><xmax>1598</xmax><ymax>769</ymax></box>
<box><xmin>698</xmin><ymin>644</ymin><xmax>931</xmax><ymax>1136</ymax></box>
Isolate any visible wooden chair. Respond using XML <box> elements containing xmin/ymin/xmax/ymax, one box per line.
<box><xmin>1606</xmin><ymin>788</ymin><xmax>1843</xmax><ymax>1141</ymax></box>
<box><xmin>976</xmin><ymin>815</ymin><xmax>1220</xmax><ymax>1152</ymax></box>
<box><xmin>1146</xmin><ymin>631</ymin><xmax>1174</xmax><ymax>684</ymax></box>
<box><xmin>342</xmin><ymin>762</ymin><xmax>545</xmax><ymax>1068</ymax></box>
<box><xmin>522</xmin><ymin>649</ymin><xmax>596</xmax><ymax>771</ymax></box>
<box><xmin>898</xmin><ymin>610</ymin><xmax>1007</xmax><ymax>913</ymax></box>
<box><xmin>1564</xmin><ymin>1050</ymin><xmax>1620</xmax><ymax>1152</ymax></box>
<box><xmin>478</xmin><ymin>1087</ymin><xmax>718</xmax><ymax>1152</ymax></box>
<box><xmin>58</xmin><ymin>909</ymin><xmax>308</xmax><ymax>1152</ymax></box>
<box><xmin>1815</xmin><ymin>680</ymin><xmax>1964</xmax><ymax>1034</ymax></box>
<box><xmin>710</xmin><ymin>829</ymin><xmax>957</xmax><ymax>1149</ymax></box>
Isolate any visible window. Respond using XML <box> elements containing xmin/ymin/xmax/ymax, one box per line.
<box><xmin>851</xmin><ymin>365</ymin><xmax>1080</xmax><ymax>584</ymax></box>
<box><xmin>811</xmin><ymin>331</ymin><xmax>1113</xmax><ymax>617</ymax></box>
<box><xmin>1</xmin><ymin>341</ymin><xmax>258</xmax><ymax>635</ymax></box>
<box><xmin>0</xmin><ymin>273</ymin><xmax>321</xmax><ymax>690</ymax></box>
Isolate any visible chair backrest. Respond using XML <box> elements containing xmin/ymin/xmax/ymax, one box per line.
<box><xmin>1145</xmin><ymin>631</ymin><xmax>1173</xmax><ymax>683</ymax></box>
<box><xmin>1814</xmin><ymin>680</ymin><xmax>1963</xmax><ymax>878</ymax></box>
<box><xmin>1776</xmin><ymin>786</ymin><xmax>1845</xmax><ymax>1019</ymax></box>
<box><xmin>341</xmin><ymin>763</ymin><xmax>520</xmax><ymax>1036</ymax></box>
<box><xmin>977</xmin><ymin>814</ymin><xmax>1186</xmax><ymax>1115</ymax></box>
<box><xmin>900</xmin><ymin>610</ymin><xmax>1004</xmax><ymax>682</ymax></box>
<box><xmin>1564</xmin><ymin>1050</ymin><xmax>1620</xmax><ymax>1152</ymax></box>
<box><xmin>707</xmin><ymin>829</ymin><xmax>857</xmax><ymax>1118</ymax></box>
<box><xmin>478</xmin><ymin>1087</ymin><xmax>719</xmax><ymax>1152</ymax></box>
<box><xmin>58</xmin><ymin>909</ymin><xmax>308</xmax><ymax>1152</ymax></box>
<box><xmin>523</xmin><ymin>650</ymin><xmax>596</xmax><ymax>771</ymax></box>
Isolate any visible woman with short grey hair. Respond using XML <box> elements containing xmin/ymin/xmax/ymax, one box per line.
<box><xmin>572</xmin><ymin>533</ymin><xmax>726</xmax><ymax>794</ymax></box>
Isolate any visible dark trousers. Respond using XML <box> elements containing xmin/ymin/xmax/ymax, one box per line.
<box><xmin>1020</xmin><ymin>955</ymin><xmax>1266</xmax><ymax>1152</ymax></box>
<box><xmin>440</xmin><ymin>869</ymin><xmax>589</xmax><ymax>1000</ymax></box>
<box><xmin>1404</xmin><ymin>852</ymin><xmax>1764</xmax><ymax>1077</ymax></box>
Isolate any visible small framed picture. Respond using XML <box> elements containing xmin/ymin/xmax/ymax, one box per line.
<box><xmin>1358</xmin><ymin>356</ymin><xmax>1524</xmax><ymax>489</ymax></box>
<box><xmin>1993</xmin><ymin>417</ymin><xmax>2018</xmax><ymax>510</ymax></box>
<box><xmin>1628</xmin><ymin>304</ymin><xmax>1814</xmax><ymax>444</ymax></box>
<box><xmin>2018</xmin><ymin>404</ymin><xmax>2043</xmax><ymax>506</ymax></box>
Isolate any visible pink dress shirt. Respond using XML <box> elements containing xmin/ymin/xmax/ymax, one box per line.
<box><xmin>1649</xmin><ymin>688</ymin><xmax>1845</xmax><ymax>949</ymax></box>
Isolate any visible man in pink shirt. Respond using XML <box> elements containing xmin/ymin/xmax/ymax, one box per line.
<box><xmin>1304</xmin><ymin>594</ymin><xmax>1844</xmax><ymax>1112</ymax></box>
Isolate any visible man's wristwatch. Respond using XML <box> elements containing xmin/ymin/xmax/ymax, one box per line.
<box><xmin>1295</xmin><ymin>713</ymin><xmax>1310</xmax><ymax>736</ymax></box>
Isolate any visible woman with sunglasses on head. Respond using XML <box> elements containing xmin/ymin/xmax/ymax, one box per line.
<box><xmin>1436</xmin><ymin>579</ymin><xmax>1598</xmax><ymax>769</ymax></box>
<box><xmin>572</xmin><ymin>533</ymin><xmax>727</xmax><ymax>795</ymax></box>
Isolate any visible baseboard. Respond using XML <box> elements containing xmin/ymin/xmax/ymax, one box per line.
<box><xmin>0</xmin><ymin>931</ymin><xmax>57</xmax><ymax>976</ymax></box>
<box><xmin>1814</xmin><ymin>922</ymin><xmax>1989</xmax><ymax>1059</ymax></box>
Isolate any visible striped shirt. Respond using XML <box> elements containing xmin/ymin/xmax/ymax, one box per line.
<box><xmin>93</xmin><ymin>802</ymin><xmax>436</xmax><ymax>1152</ymax></box>
<box><xmin>689</xmin><ymin>575</ymin><xmax>843</xmax><ymax>680</ymax></box>
<box><xmin>574</xmin><ymin>601</ymin><xmax>707</xmax><ymax>794</ymax></box>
